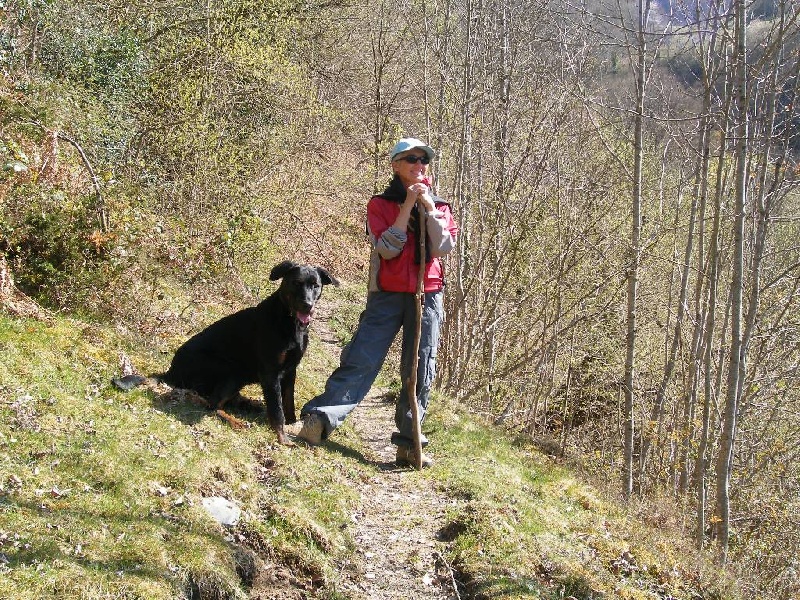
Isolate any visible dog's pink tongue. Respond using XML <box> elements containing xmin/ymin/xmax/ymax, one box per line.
<box><xmin>297</xmin><ymin>312</ymin><xmax>312</xmax><ymax>325</ymax></box>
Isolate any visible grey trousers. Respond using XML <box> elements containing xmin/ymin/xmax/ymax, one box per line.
<box><xmin>301</xmin><ymin>290</ymin><xmax>444</xmax><ymax>447</ymax></box>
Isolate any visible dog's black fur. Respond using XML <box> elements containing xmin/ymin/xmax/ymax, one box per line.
<box><xmin>157</xmin><ymin>260</ymin><xmax>338</xmax><ymax>444</ymax></box>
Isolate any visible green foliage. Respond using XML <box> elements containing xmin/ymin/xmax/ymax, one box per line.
<box><xmin>0</xmin><ymin>137</ymin><xmax>29</xmax><ymax>177</ymax></box>
<box><xmin>37</xmin><ymin>12</ymin><xmax>145</xmax><ymax>96</ymax></box>
<box><xmin>325</xmin><ymin>283</ymin><xmax>365</xmax><ymax>347</ymax></box>
<box><xmin>0</xmin><ymin>0</ymin><xmax>359</xmax><ymax>320</ymax></box>
<box><xmin>1</xmin><ymin>186</ymin><xmax>115</xmax><ymax>307</ymax></box>
<box><xmin>135</xmin><ymin>0</ymin><xmax>315</xmax><ymax>191</ymax></box>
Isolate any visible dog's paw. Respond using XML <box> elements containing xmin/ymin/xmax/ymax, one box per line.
<box><xmin>274</xmin><ymin>428</ymin><xmax>295</xmax><ymax>446</ymax></box>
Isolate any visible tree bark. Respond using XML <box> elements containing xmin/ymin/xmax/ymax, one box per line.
<box><xmin>714</xmin><ymin>0</ymin><xmax>747</xmax><ymax>562</ymax></box>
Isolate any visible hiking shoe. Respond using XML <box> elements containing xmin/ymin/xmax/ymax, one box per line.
<box><xmin>297</xmin><ymin>413</ymin><xmax>325</xmax><ymax>445</ymax></box>
<box><xmin>396</xmin><ymin>445</ymin><xmax>433</xmax><ymax>468</ymax></box>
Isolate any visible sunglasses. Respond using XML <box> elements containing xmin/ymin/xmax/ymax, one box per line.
<box><xmin>396</xmin><ymin>155</ymin><xmax>431</xmax><ymax>165</ymax></box>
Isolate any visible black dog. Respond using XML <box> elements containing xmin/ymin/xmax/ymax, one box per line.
<box><xmin>157</xmin><ymin>260</ymin><xmax>338</xmax><ymax>444</ymax></box>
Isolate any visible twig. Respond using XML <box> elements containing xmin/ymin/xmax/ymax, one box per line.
<box><xmin>434</xmin><ymin>551</ymin><xmax>462</xmax><ymax>600</ymax></box>
<box><xmin>22</xmin><ymin>120</ymin><xmax>109</xmax><ymax>232</ymax></box>
<box><xmin>56</xmin><ymin>132</ymin><xmax>109</xmax><ymax>232</ymax></box>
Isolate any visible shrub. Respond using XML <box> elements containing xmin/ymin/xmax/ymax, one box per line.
<box><xmin>1</xmin><ymin>186</ymin><xmax>115</xmax><ymax>309</ymax></box>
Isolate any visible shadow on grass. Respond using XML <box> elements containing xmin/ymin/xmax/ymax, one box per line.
<box><xmin>323</xmin><ymin>439</ymin><xmax>406</xmax><ymax>472</ymax></box>
<box><xmin>321</xmin><ymin>439</ymin><xmax>368</xmax><ymax>463</ymax></box>
<box><xmin>2</xmin><ymin>496</ymin><xmax>240</xmax><ymax>597</ymax></box>
<box><xmin>452</xmin><ymin>563</ymin><xmax>558</xmax><ymax>600</ymax></box>
<box><xmin>465</xmin><ymin>578</ymin><xmax>553</xmax><ymax>599</ymax></box>
<box><xmin>146</xmin><ymin>387</ymin><xmax>269</xmax><ymax>430</ymax></box>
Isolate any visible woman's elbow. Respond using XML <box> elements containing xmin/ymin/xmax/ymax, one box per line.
<box><xmin>430</xmin><ymin>239</ymin><xmax>455</xmax><ymax>257</ymax></box>
<box><xmin>376</xmin><ymin>244</ymin><xmax>402</xmax><ymax>259</ymax></box>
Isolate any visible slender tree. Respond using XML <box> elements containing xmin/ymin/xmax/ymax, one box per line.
<box><xmin>714</xmin><ymin>0</ymin><xmax>748</xmax><ymax>562</ymax></box>
<box><xmin>622</xmin><ymin>0</ymin><xmax>654</xmax><ymax>499</ymax></box>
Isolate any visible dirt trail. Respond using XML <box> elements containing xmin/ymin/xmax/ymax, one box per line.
<box><xmin>309</xmin><ymin>303</ymin><xmax>461</xmax><ymax>600</ymax></box>
<box><xmin>334</xmin><ymin>389</ymin><xmax>460</xmax><ymax>600</ymax></box>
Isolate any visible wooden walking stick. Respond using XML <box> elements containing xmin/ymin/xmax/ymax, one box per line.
<box><xmin>407</xmin><ymin>201</ymin><xmax>427</xmax><ymax>470</ymax></box>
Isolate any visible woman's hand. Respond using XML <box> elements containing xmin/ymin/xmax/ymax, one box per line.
<box><xmin>393</xmin><ymin>182</ymin><xmax>434</xmax><ymax>233</ymax></box>
<box><xmin>407</xmin><ymin>182</ymin><xmax>435</xmax><ymax>212</ymax></box>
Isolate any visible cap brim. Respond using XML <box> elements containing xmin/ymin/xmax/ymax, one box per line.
<box><xmin>391</xmin><ymin>144</ymin><xmax>435</xmax><ymax>161</ymax></box>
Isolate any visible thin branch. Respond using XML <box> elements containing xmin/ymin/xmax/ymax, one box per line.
<box><xmin>22</xmin><ymin>120</ymin><xmax>109</xmax><ymax>232</ymax></box>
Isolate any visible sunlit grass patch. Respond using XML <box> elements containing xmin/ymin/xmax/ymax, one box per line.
<box><xmin>425</xmin><ymin>398</ymin><xmax>741</xmax><ymax>599</ymax></box>
<box><xmin>0</xmin><ymin>310</ymin><xmax>746</xmax><ymax>600</ymax></box>
<box><xmin>323</xmin><ymin>282</ymin><xmax>366</xmax><ymax>348</ymax></box>
<box><xmin>0</xmin><ymin>312</ymin><xmax>360</xmax><ymax>599</ymax></box>
<box><xmin>0</xmin><ymin>317</ymin><xmax>247</xmax><ymax>598</ymax></box>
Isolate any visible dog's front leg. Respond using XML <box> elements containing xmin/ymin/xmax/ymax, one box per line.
<box><xmin>261</xmin><ymin>377</ymin><xmax>291</xmax><ymax>445</ymax></box>
<box><xmin>281</xmin><ymin>368</ymin><xmax>297</xmax><ymax>425</ymax></box>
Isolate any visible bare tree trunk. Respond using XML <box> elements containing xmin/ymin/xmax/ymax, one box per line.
<box><xmin>695</xmin><ymin>131</ymin><xmax>728</xmax><ymax>547</ymax></box>
<box><xmin>623</xmin><ymin>0</ymin><xmax>651</xmax><ymax>500</ymax></box>
<box><xmin>639</xmin><ymin>172</ymin><xmax>697</xmax><ymax>486</ymax></box>
<box><xmin>714</xmin><ymin>0</ymin><xmax>747</xmax><ymax>562</ymax></box>
<box><xmin>692</xmin><ymin>2</ymin><xmax>732</xmax><ymax>542</ymax></box>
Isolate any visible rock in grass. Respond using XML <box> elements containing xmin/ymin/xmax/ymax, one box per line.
<box><xmin>111</xmin><ymin>374</ymin><xmax>147</xmax><ymax>391</ymax></box>
<box><xmin>201</xmin><ymin>497</ymin><xmax>241</xmax><ymax>526</ymax></box>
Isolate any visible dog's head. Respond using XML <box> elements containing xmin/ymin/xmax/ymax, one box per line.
<box><xmin>270</xmin><ymin>261</ymin><xmax>339</xmax><ymax>326</ymax></box>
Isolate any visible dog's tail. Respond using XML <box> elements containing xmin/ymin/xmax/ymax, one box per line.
<box><xmin>112</xmin><ymin>352</ymin><xmax>169</xmax><ymax>391</ymax></box>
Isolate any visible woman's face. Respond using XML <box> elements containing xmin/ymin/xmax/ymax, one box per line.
<box><xmin>392</xmin><ymin>149</ymin><xmax>430</xmax><ymax>188</ymax></box>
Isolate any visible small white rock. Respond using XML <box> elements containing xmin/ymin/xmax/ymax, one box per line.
<box><xmin>201</xmin><ymin>497</ymin><xmax>241</xmax><ymax>526</ymax></box>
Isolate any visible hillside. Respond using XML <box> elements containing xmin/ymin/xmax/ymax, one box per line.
<box><xmin>0</xmin><ymin>287</ymin><xmax>744</xmax><ymax>600</ymax></box>
<box><xmin>3</xmin><ymin>0</ymin><xmax>800</xmax><ymax>595</ymax></box>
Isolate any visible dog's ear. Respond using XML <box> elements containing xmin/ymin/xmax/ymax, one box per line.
<box><xmin>316</xmin><ymin>267</ymin><xmax>339</xmax><ymax>287</ymax></box>
<box><xmin>270</xmin><ymin>261</ymin><xmax>298</xmax><ymax>281</ymax></box>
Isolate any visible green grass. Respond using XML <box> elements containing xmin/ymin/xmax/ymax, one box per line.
<box><xmin>0</xmin><ymin>313</ymin><xmax>359</xmax><ymax>599</ymax></box>
<box><xmin>0</xmin><ymin>310</ymin><xmax>744</xmax><ymax>600</ymax></box>
<box><xmin>424</xmin><ymin>405</ymin><xmax>741</xmax><ymax>599</ymax></box>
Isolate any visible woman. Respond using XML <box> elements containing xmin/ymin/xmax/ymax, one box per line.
<box><xmin>298</xmin><ymin>137</ymin><xmax>458</xmax><ymax>467</ymax></box>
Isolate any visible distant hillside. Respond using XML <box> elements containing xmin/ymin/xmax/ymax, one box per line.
<box><xmin>652</xmin><ymin>0</ymin><xmax>779</xmax><ymax>22</ymax></box>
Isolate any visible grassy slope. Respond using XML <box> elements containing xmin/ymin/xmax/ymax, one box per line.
<box><xmin>0</xmin><ymin>309</ymin><xmax>743</xmax><ymax>600</ymax></box>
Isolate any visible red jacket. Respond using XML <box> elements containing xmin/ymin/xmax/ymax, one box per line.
<box><xmin>366</xmin><ymin>195</ymin><xmax>458</xmax><ymax>293</ymax></box>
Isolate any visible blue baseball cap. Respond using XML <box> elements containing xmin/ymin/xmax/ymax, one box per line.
<box><xmin>390</xmin><ymin>137</ymin><xmax>436</xmax><ymax>161</ymax></box>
